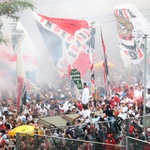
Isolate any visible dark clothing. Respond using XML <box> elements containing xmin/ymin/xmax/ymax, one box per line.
<box><xmin>66</xmin><ymin>127</ymin><xmax>76</xmax><ymax>139</ymax></box>
<box><xmin>50</xmin><ymin>104</ymin><xmax>59</xmax><ymax>115</ymax></box>
<box><xmin>103</xmin><ymin>109</ymin><xmax>113</xmax><ymax>117</ymax></box>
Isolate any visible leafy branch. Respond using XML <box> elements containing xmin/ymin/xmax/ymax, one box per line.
<box><xmin>0</xmin><ymin>0</ymin><xmax>35</xmax><ymax>44</ymax></box>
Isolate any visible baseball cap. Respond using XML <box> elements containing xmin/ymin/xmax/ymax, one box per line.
<box><xmin>71</xmin><ymin>106</ymin><xmax>76</xmax><ymax>110</ymax></box>
<box><xmin>77</xmin><ymin>104</ymin><xmax>82</xmax><ymax>110</ymax></box>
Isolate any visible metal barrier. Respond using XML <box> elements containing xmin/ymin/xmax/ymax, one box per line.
<box><xmin>43</xmin><ymin>115</ymin><xmax>150</xmax><ymax>147</ymax></box>
<box><xmin>126</xmin><ymin>136</ymin><xmax>150</xmax><ymax>150</ymax></box>
<box><xmin>16</xmin><ymin>133</ymin><xmax>126</xmax><ymax>150</ymax></box>
<box><xmin>14</xmin><ymin>114</ymin><xmax>150</xmax><ymax>149</ymax></box>
<box><xmin>125</xmin><ymin>115</ymin><xmax>150</xmax><ymax>136</ymax></box>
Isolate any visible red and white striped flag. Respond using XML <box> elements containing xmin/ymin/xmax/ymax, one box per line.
<box><xmin>16</xmin><ymin>23</ymin><xmax>26</xmax><ymax>112</ymax></box>
<box><xmin>101</xmin><ymin>29</ymin><xmax>110</xmax><ymax>97</ymax></box>
<box><xmin>10</xmin><ymin>22</ymin><xmax>37</xmax><ymax>79</ymax></box>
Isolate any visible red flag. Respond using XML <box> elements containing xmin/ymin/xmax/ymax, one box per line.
<box><xmin>38</xmin><ymin>14</ymin><xmax>90</xmax><ymax>35</ymax></box>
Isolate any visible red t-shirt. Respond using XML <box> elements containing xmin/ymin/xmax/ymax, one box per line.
<box><xmin>0</xmin><ymin>124</ymin><xmax>6</xmax><ymax>130</ymax></box>
<box><xmin>105</xmin><ymin>138</ymin><xmax>116</xmax><ymax>150</ymax></box>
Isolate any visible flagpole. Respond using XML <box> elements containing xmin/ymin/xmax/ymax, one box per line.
<box><xmin>16</xmin><ymin>34</ymin><xmax>21</xmax><ymax>111</ymax></box>
<box><xmin>143</xmin><ymin>34</ymin><xmax>148</xmax><ymax>133</ymax></box>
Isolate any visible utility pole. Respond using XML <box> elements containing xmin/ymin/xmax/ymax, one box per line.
<box><xmin>143</xmin><ymin>35</ymin><xmax>148</xmax><ymax>133</ymax></box>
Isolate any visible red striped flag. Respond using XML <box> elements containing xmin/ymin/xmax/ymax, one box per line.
<box><xmin>101</xmin><ymin>29</ymin><xmax>110</xmax><ymax>97</ymax></box>
<box><xmin>16</xmin><ymin>34</ymin><xmax>26</xmax><ymax>112</ymax></box>
<box><xmin>89</xmin><ymin>42</ymin><xmax>95</xmax><ymax>94</ymax></box>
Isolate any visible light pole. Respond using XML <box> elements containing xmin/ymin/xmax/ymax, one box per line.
<box><xmin>143</xmin><ymin>34</ymin><xmax>148</xmax><ymax>133</ymax></box>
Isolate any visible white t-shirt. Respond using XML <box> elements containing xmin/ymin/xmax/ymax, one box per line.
<box><xmin>92</xmin><ymin>116</ymin><xmax>100</xmax><ymax>130</ymax></box>
<box><xmin>45</xmin><ymin>104</ymin><xmax>50</xmax><ymax>110</ymax></box>
<box><xmin>83</xmin><ymin>109</ymin><xmax>91</xmax><ymax>123</ymax></box>
<box><xmin>3</xmin><ymin>107</ymin><xmax>8</xmax><ymax>113</ymax></box>
<box><xmin>62</xmin><ymin>101</ymin><xmax>69</xmax><ymax>113</ymax></box>
<box><xmin>22</xmin><ymin>108</ymin><xmax>30</xmax><ymax>115</ymax></box>
<box><xmin>35</xmin><ymin>104</ymin><xmax>41</xmax><ymax>110</ymax></box>
<box><xmin>39</xmin><ymin>108</ymin><xmax>47</xmax><ymax>116</ymax></box>
<box><xmin>146</xmin><ymin>94</ymin><xmax>150</xmax><ymax>108</ymax></box>
<box><xmin>118</xmin><ymin>106</ymin><xmax>128</xmax><ymax>120</ymax></box>
<box><xmin>82</xmin><ymin>87</ymin><xmax>89</xmax><ymax>104</ymax></box>
<box><xmin>134</xmin><ymin>89</ymin><xmax>142</xmax><ymax>99</ymax></box>
<box><xmin>78</xmin><ymin>109</ymin><xmax>84</xmax><ymax>121</ymax></box>
<box><xmin>128</xmin><ymin>109</ymin><xmax>135</xmax><ymax>116</ymax></box>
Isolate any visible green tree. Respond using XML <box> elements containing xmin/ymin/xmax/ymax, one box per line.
<box><xmin>0</xmin><ymin>0</ymin><xmax>35</xmax><ymax>44</ymax></box>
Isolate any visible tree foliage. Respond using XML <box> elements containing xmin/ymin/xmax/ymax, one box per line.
<box><xmin>0</xmin><ymin>0</ymin><xmax>35</xmax><ymax>44</ymax></box>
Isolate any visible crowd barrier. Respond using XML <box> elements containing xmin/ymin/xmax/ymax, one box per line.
<box><xmin>16</xmin><ymin>132</ymin><xmax>126</xmax><ymax>150</ymax></box>
<box><xmin>126</xmin><ymin>136</ymin><xmax>150</xmax><ymax>150</ymax></box>
<box><xmin>14</xmin><ymin>114</ymin><xmax>150</xmax><ymax>149</ymax></box>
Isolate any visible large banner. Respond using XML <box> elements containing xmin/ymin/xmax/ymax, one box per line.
<box><xmin>114</xmin><ymin>4</ymin><xmax>150</xmax><ymax>66</ymax></box>
<box><xmin>33</xmin><ymin>12</ymin><xmax>96</xmax><ymax>78</ymax></box>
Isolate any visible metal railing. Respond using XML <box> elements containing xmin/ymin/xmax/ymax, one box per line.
<box><xmin>16</xmin><ymin>132</ymin><xmax>126</xmax><ymax>150</ymax></box>
<box><xmin>126</xmin><ymin>136</ymin><xmax>150</xmax><ymax>150</ymax></box>
<box><xmin>13</xmin><ymin>114</ymin><xmax>150</xmax><ymax>149</ymax></box>
<box><xmin>41</xmin><ymin>114</ymin><xmax>150</xmax><ymax>147</ymax></box>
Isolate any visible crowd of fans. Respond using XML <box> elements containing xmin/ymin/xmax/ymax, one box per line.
<box><xmin>0</xmin><ymin>79</ymin><xmax>150</xmax><ymax>149</ymax></box>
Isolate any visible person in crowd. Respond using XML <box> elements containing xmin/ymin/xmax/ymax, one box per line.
<box><xmin>72</xmin><ymin>104</ymin><xmax>84</xmax><ymax>124</ymax></box>
<box><xmin>64</xmin><ymin>121</ymin><xmax>76</xmax><ymax>139</ymax></box>
<box><xmin>59</xmin><ymin>101</ymin><xmax>65</xmax><ymax>114</ymax></box>
<box><xmin>22</xmin><ymin>105</ymin><xmax>30</xmax><ymax>115</ymax></box>
<box><xmin>0</xmin><ymin>79</ymin><xmax>150</xmax><ymax>149</ymax></box>
<box><xmin>38</xmin><ymin>104</ymin><xmax>47</xmax><ymax>116</ymax></box>
<box><xmin>118</xmin><ymin>100</ymin><xmax>128</xmax><ymax>120</ymax></box>
<box><xmin>134</xmin><ymin>83</ymin><xmax>143</xmax><ymax>100</ymax></box>
<box><xmin>91</xmin><ymin>113</ymin><xmax>101</xmax><ymax>131</ymax></box>
<box><xmin>146</xmin><ymin>88</ymin><xmax>150</xmax><ymax>114</ymax></box>
<box><xmin>128</xmin><ymin>104</ymin><xmax>136</xmax><ymax>117</ymax></box>
<box><xmin>74</xmin><ymin>104</ymin><xmax>91</xmax><ymax>137</ymax></box>
<box><xmin>71</xmin><ymin>106</ymin><xmax>79</xmax><ymax>114</ymax></box>
<box><xmin>82</xmin><ymin>82</ymin><xmax>90</xmax><ymax>105</ymax></box>
<box><xmin>103</xmin><ymin>103</ymin><xmax>116</xmax><ymax>133</ymax></box>
<box><xmin>104</xmin><ymin>134</ymin><xmax>116</xmax><ymax>150</ymax></box>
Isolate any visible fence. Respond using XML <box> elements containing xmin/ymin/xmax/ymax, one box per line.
<box><xmin>16</xmin><ymin>132</ymin><xmax>126</xmax><ymax>150</ymax></box>
<box><xmin>126</xmin><ymin>136</ymin><xmax>150</xmax><ymax>150</ymax></box>
<box><xmin>13</xmin><ymin>114</ymin><xmax>150</xmax><ymax>149</ymax></box>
